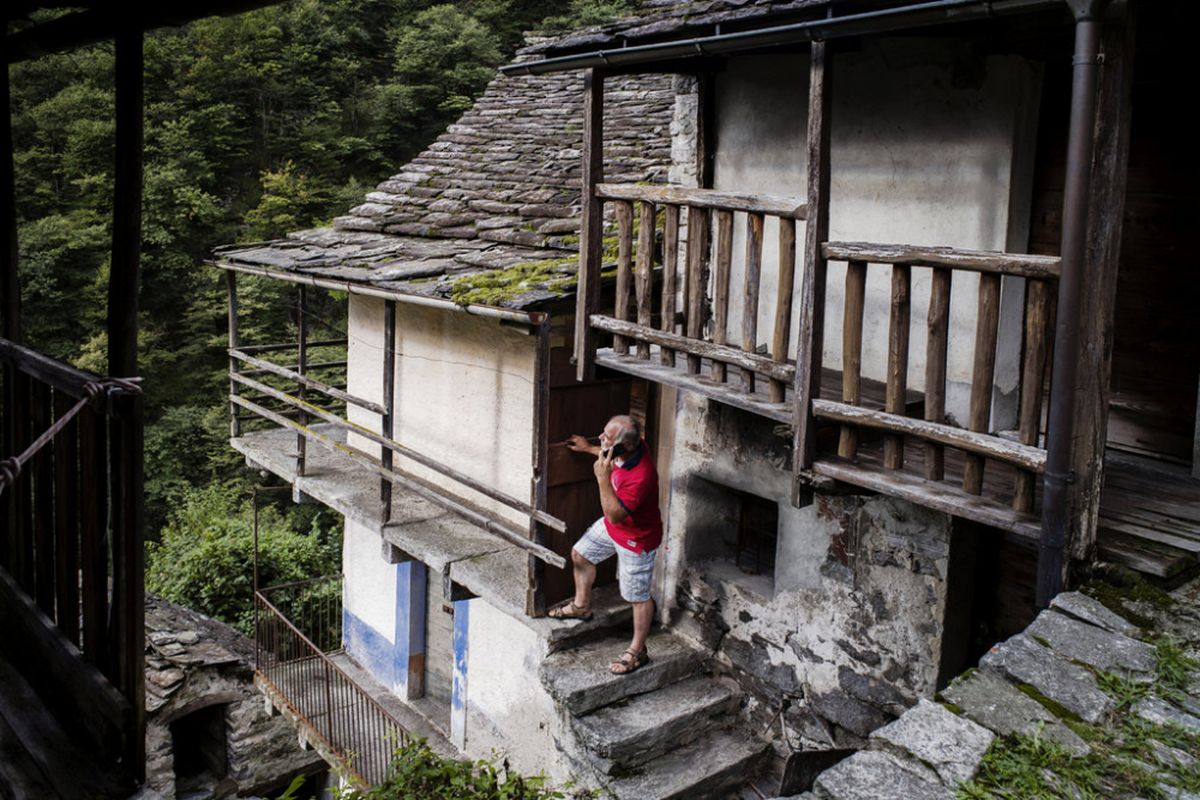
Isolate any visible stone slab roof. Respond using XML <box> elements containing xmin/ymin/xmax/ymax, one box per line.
<box><xmin>215</xmin><ymin>58</ymin><xmax>674</xmax><ymax>310</ymax></box>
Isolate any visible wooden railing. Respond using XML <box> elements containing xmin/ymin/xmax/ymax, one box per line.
<box><xmin>0</xmin><ymin>338</ymin><xmax>143</xmax><ymax>789</ymax></box>
<box><xmin>811</xmin><ymin>242</ymin><xmax>1060</xmax><ymax>521</ymax></box>
<box><xmin>588</xmin><ymin>183</ymin><xmax>807</xmax><ymax>411</ymax></box>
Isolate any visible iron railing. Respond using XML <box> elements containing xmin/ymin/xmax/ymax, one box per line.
<box><xmin>255</xmin><ymin>575</ymin><xmax>408</xmax><ymax>786</ymax></box>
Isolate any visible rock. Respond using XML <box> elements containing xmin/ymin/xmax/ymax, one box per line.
<box><xmin>1050</xmin><ymin>592</ymin><xmax>1141</xmax><ymax>637</ymax></box>
<box><xmin>1026</xmin><ymin>609</ymin><xmax>1156</xmax><ymax>678</ymax></box>
<box><xmin>810</xmin><ymin>690</ymin><xmax>894</xmax><ymax>739</ymax></box>
<box><xmin>869</xmin><ymin>699</ymin><xmax>994</xmax><ymax>787</ymax></box>
<box><xmin>814</xmin><ymin>749</ymin><xmax>953</xmax><ymax>800</ymax></box>
<box><xmin>980</xmin><ymin>634</ymin><xmax>1114</xmax><ymax>724</ymax></box>
<box><xmin>1134</xmin><ymin>696</ymin><xmax>1200</xmax><ymax>734</ymax></box>
<box><xmin>1149</xmin><ymin>738</ymin><xmax>1197</xmax><ymax>770</ymax></box>
<box><xmin>941</xmin><ymin>669</ymin><xmax>1089</xmax><ymax>755</ymax></box>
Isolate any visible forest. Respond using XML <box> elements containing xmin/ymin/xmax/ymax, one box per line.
<box><xmin>9</xmin><ymin>0</ymin><xmax>630</xmax><ymax>628</ymax></box>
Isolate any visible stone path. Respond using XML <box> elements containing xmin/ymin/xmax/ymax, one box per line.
<box><xmin>775</xmin><ymin>582</ymin><xmax>1200</xmax><ymax>799</ymax></box>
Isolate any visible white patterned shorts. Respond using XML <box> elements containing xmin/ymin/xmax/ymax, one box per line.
<box><xmin>574</xmin><ymin>518</ymin><xmax>657</xmax><ymax>603</ymax></box>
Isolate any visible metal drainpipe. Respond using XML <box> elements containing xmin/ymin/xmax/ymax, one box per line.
<box><xmin>1038</xmin><ymin>0</ymin><xmax>1109</xmax><ymax>609</ymax></box>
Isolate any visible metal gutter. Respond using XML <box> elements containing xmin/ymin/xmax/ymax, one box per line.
<box><xmin>207</xmin><ymin>259</ymin><xmax>546</xmax><ymax>326</ymax></box>
<box><xmin>502</xmin><ymin>0</ymin><xmax>1062</xmax><ymax>75</ymax></box>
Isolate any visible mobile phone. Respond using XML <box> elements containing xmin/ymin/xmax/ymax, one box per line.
<box><xmin>603</xmin><ymin>442</ymin><xmax>626</xmax><ymax>459</ymax></box>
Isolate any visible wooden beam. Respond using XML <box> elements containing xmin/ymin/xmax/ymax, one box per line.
<box><xmin>295</xmin><ymin>286</ymin><xmax>308</xmax><ymax>477</ymax></box>
<box><xmin>660</xmin><ymin>205</ymin><xmax>680</xmax><ymax>367</ymax></box>
<box><xmin>1</xmin><ymin>55</ymin><xmax>19</xmax><ymax>342</ymax></box>
<box><xmin>380</xmin><ymin>300</ymin><xmax>396</xmax><ymax>523</ymax></box>
<box><xmin>963</xmin><ymin>273</ymin><xmax>1001</xmax><ymax>494</ymax></box>
<box><xmin>634</xmin><ymin>201</ymin><xmax>655</xmax><ymax>361</ymax></box>
<box><xmin>711</xmin><ymin>209</ymin><xmax>733</xmax><ymax>383</ymax></box>
<box><xmin>228</xmin><ymin>349</ymin><xmax>384</xmax><ymax>414</ymax></box>
<box><xmin>823</xmin><ymin>242</ymin><xmax>1061</xmax><ymax>279</ymax></box>
<box><xmin>741</xmin><ymin>213</ymin><xmax>764</xmax><ymax>393</ymax></box>
<box><xmin>107</xmin><ymin>26</ymin><xmax>141</xmax><ymax>380</ymax></box>
<box><xmin>793</xmin><ymin>40</ymin><xmax>832</xmax><ymax>506</ymax></box>
<box><xmin>595</xmin><ymin>184</ymin><xmax>807</xmax><ymax>219</ymax></box>
<box><xmin>527</xmin><ymin>320</ymin><xmax>551</xmax><ymax>617</ymax></box>
<box><xmin>613</xmin><ymin>201</ymin><xmax>634</xmax><ymax>355</ymax></box>
<box><xmin>838</xmin><ymin>261</ymin><xmax>867</xmax><ymax>459</ymax></box>
<box><xmin>574</xmin><ymin>69</ymin><xmax>605</xmax><ymax>382</ymax></box>
<box><xmin>924</xmin><ymin>268</ymin><xmax>951</xmax><ymax>480</ymax></box>
<box><xmin>884</xmin><ymin>265</ymin><xmax>910</xmax><ymax>469</ymax></box>
<box><xmin>770</xmin><ymin>218</ymin><xmax>797</xmax><ymax>403</ymax></box>
<box><xmin>1014</xmin><ymin>279</ymin><xmax>1051</xmax><ymax>512</ymax></box>
<box><xmin>226</xmin><ymin>272</ymin><xmax>240</xmax><ymax>438</ymax></box>
<box><xmin>684</xmin><ymin>206</ymin><xmax>711</xmax><ymax>375</ymax></box>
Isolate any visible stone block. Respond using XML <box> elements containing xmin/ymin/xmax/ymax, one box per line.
<box><xmin>814</xmin><ymin>749</ymin><xmax>953</xmax><ymax>800</ymax></box>
<box><xmin>941</xmin><ymin>669</ymin><xmax>1089</xmax><ymax>755</ymax></box>
<box><xmin>1026</xmin><ymin>609</ymin><xmax>1156</xmax><ymax>678</ymax></box>
<box><xmin>1050</xmin><ymin>591</ymin><xmax>1142</xmax><ymax>637</ymax></box>
<box><xmin>1135</xmin><ymin>696</ymin><xmax>1200</xmax><ymax>734</ymax></box>
<box><xmin>869</xmin><ymin>699</ymin><xmax>994</xmax><ymax>787</ymax></box>
<box><xmin>980</xmin><ymin>634</ymin><xmax>1114</xmax><ymax>724</ymax></box>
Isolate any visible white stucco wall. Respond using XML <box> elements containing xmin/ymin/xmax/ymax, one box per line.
<box><xmin>345</xmin><ymin>297</ymin><xmax>537</xmax><ymax>527</ymax></box>
<box><xmin>711</xmin><ymin>40</ymin><xmax>1042</xmax><ymax>425</ymax></box>
<box><xmin>342</xmin><ymin>517</ymin><xmax>396</xmax><ymax>642</ymax></box>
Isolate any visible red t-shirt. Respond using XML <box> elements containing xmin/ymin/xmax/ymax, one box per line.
<box><xmin>604</xmin><ymin>444</ymin><xmax>663</xmax><ymax>554</ymax></box>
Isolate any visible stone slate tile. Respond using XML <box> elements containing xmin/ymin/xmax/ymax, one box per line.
<box><xmin>1026</xmin><ymin>609</ymin><xmax>1156</xmax><ymax>678</ymax></box>
<box><xmin>941</xmin><ymin>669</ymin><xmax>1089</xmax><ymax>755</ymax></box>
<box><xmin>869</xmin><ymin>698</ymin><xmax>994</xmax><ymax>787</ymax></box>
<box><xmin>813</xmin><ymin>749</ymin><xmax>953</xmax><ymax>800</ymax></box>
<box><xmin>980</xmin><ymin>633</ymin><xmax>1114</xmax><ymax>724</ymax></box>
<box><xmin>1051</xmin><ymin>591</ymin><xmax>1143</xmax><ymax>637</ymax></box>
<box><xmin>1135</xmin><ymin>696</ymin><xmax>1200</xmax><ymax>734</ymax></box>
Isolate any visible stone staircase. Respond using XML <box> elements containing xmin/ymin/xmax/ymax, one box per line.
<box><xmin>540</xmin><ymin>628</ymin><xmax>770</xmax><ymax>800</ymax></box>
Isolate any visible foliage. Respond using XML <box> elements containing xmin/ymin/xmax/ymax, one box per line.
<box><xmin>146</xmin><ymin>485</ymin><xmax>341</xmax><ymax>634</ymax></box>
<box><xmin>327</xmin><ymin>737</ymin><xmax>593</xmax><ymax>800</ymax></box>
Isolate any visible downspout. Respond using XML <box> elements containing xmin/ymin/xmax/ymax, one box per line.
<box><xmin>1038</xmin><ymin>0</ymin><xmax>1109</xmax><ymax>609</ymax></box>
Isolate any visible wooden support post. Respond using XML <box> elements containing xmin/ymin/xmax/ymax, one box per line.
<box><xmin>613</xmin><ymin>201</ymin><xmax>634</xmax><ymax>355</ymax></box>
<box><xmin>296</xmin><ymin>285</ymin><xmax>308</xmax><ymax>477</ymax></box>
<box><xmin>108</xmin><ymin>27</ymin><xmax>142</xmax><ymax>381</ymax></box>
<box><xmin>924</xmin><ymin>268</ymin><xmax>952</xmax><ymax>480</ymax></box>
<box><xmin>771</xmin><ymin>218</ymin><xmax>797</xmax><ymax>403</ymax></box>
<box><xmin>527</xmin><ymin>319</ymin><xmax>551</xmax><ymax>617</ymax></box>
<box><xmin>711</xmin><ymin>209</ymin><xmax>734</xmax><ymax>382</ymax></box>
<box><xmin>52</xmin><ymin>390</ymin><xmax>79</xmax><ymax>645</ymax></box>
<box><xmin>838</xmin><ymin>261</ymin><xmax>867</xmax><ymax>459</ymax></box>
<box><xmin>574</xmin><ymin>69</ymin><xmax>605</xmax><ymax>382</ymax></box>
<box><xmin>227</xmin><ymin>271</ymin><xmax>240</xmax><ymax>438</ymax></box>
<box><xmin>32</xmin><ymin>381</ymin><xmax>55</xmax><ymax>616</ymax></box>
<box><xmin>685</xmin><ymin>206</ymin><xmax>710</xmax><ymax>375</ymax></box>
<box><xmin>78</xmin><ymin>405</ymin><xmax>107</xmax><ymax>669</ymax></box>
<box><xmin>1014</xmin><ymin>279</ymin><xmax>1051</xmax><ymax>512</ymax></box>
<box><xmin>963</xmin><ymin>273</ymin><xmax>1001</xmax><ymax>494</ymax></box>
<box><xmin>634</xmin><ymin>202</ymin><xmax>655</xmax><ymax>361</ymax></box>
<box><xmin>793</xmin><ymin>40</ymin><xmax>833</xmax><ymax>506</ymax></box>
<box><xmin>1</xmin><ymin>53</ymin><xmax>18</xmax><ymax>344</ymax></box>
<box><xmin>884</xmin><ymin>264</ymin><xmax>910</xmax><ymax>469</ymax></box>
<box><xmin>11</xmin><ymin>370</ymin><xmax>33</xmax><ymax>592</ymax></box>
<box><xmin>660</xmin><ymin>205</ymin><xmax>680</xmax><ymax>367</ymax></box>
<box><xmin>381</xmin><ymin>300</ymin><xmax>396</xmax><ymax>525</ymax></box>
<box><xmin>741</xmin><ymin>212</ymin><xmax>764</xmax><ymax>393</ymax></box>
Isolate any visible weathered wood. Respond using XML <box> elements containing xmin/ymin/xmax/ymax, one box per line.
<box><xmin>1</xmin><ymin>63</ymin><xmax>18</xmax><ymax>343</ymax></box>
<box><xmin>78</xmin><ymin>406</ymin><xmax>107</xmax><ymax>669</ymax></box>
<box><xmin>229</xmin><ymin>349</ymin><xmax>384</xmax><ymax>414</ymax></box>
<box><xmin>634</xmin><ymin>201</ymin><xmax>655</xmax><ymax>361</ymax></box>
<box><xmin>792</xmin><ymin>40</ymin><xmax>832</xmax><ymax>505</ymax></box>
<box><xmin>741</xmin><ymin>212</ymin><xmax>764</xmax><ymax>393</ymax></box>
<box><xmin>884</xmin><ymin>265</ymin><xmax>911</xmax><ymax>469</ymax></box>
<box><xmin>230</xmin><ymin>394</ymin><xmax>567</xmax><ymax>569</ymax></box>
<box><xmin>107</xmin><ymin>27</ymin><xmax>142</xmax><ymax>381</ymax></box>
<box><xmin>296</xmin><ymin>286</ymin><xmax>308</xmax><ymax>477</ymax></box>
<box><xmin>239</xmin><ymin>338</ymin><xmax>345</xmax><ymax>354</ymax></box>
<box><xmin>660</xmin><ymin>205</ymin><xmax>680</xmax><ymax>367</ymax></box>
<box><xmin>771</xmin><ymin>218</ymin><xmax>797</xmax><ymax>403</ymax></box>
<box><xmin>12</xmin><ymin>370</ymin><xmax>32</xmax><ymax>593</ymax></box>
<box><xmin>380</xmin><ymin>300</ymin><xmax>396</xmax><ymax>524</ymax></box>
<box><xmin>527</xmin><ymin>320</ymin><xmax>551</xmax><ymax>617</ymax></box>
<box><xmin>838</xmin><ymin>261</ymin><xmax>868</xmax><ymax>459</ymax></box>
<box><xmin>590</xmin><ymin>315</ymin><xmax>794</xmax><ymax>382</ymax></box>
<box><xmin>52</xmin><ymin>390</ymin><xmax>79</xmax><ymax>646</ymax></box>
<box><xmin>32</xmin><ymin>381</ymin><xmax>55</xmax><ymax>616</ymax></box>
<box><xmin>812</xmin><ymin>400</ymin><xmax>1046</xmax><ymax>472</ymax></box>
<box><xmin>596</xmin><ymin>184</ymin><xmax>807</xmax><ymax>219</ymax></box>
<box><xmin>229</xmin><ymin>372</ymin><xmax>566</xmax><ymax>535</ymax></box>
<box><xmin>685</xmin><ymin>206</ymin><xmax>711</xmax><ymax>375</ymax></box>
<box><xmin>823</xmin><ymin>242</ymin><xmax>1061</xmax><ymax>279</ymax></box>
<box><xmin>812</xmin><ymin>458</ymin><xmax>1041</xmax><ymax>540</ymax></box>
<box><xmin>710</xmin><ymin>209</ymin><xmax>734</xmax><ymax>383</ymax></box>
<box><xmin>612</xmin><ymin>200</ymin><xmax>634</xmax><ymax>355</ymax></box>
<box><xmin>924</xmin><ymin>268</ymin><xmax>952</xmax><ymax>480</ymax></box>
<box><xmin>575</xmin><ymin>68</ymin><xmax>605</xmax><ymax>382</ymax></box>
<box><xmin>227</xmin><ymin>271</ymin><xmax>240</xmax><ymax>438</ymax></box>
<box><xmin>963</xmin><ymin>273</ymin><xmax>1001</xmax><ymax>494</ymax></box>
<box><xmin>1014</xmin><ymin>279</ymin><xmax>1051</xmax><ymax>512</ymax></box>
<box><xmin>0</xmin><ymin>339</ymin><xmax>104</xmax><ymax>400</ymax></box>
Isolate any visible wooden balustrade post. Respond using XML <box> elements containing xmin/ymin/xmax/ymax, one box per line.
<box><xmin>884</xmin><ymin>265</ymin><xmax>910</xmax><ymax>469</ymax></box>
<box><xmin>660</xmin><ymin>206</ymin><xmax>681</xmax><ymax>367</ymax></box>
<box><xmin>838</xmin><ymin>261</ymin><xmax>867</xmax><ymax>459</ymax></box>
<box><xmin>924</xmin><ymin>268</ymin><xmax>952</xmax><ymax>480</ymax></box>
<box><xmin>1014</xmin><ymin>279</ymin><xmax>1051</xmax><ymax>512</ymax></box>
<box><xmin>634</xmin><ymin>202</ymin><xmax>655</xmax><ymax>361</ymax></box>
<box><xmin>685</xmin><ymin>206</ymin><xmax>711</xmax><ymax>375</ymax></box>
<box><xmin>574</xmin><ymin>69</ymin><xmax>605</xmax><ymax>382</ymax></box>
<box><xmin>613</xmin><ymin>201</ymin><xmax>634</xmax><ymax>355</ymax></box>
<box><xmin>964</xmin><ymin>273</ymin><xmax>1001</xmax><ymax>494</ymax></box>
<box><xmin>296</xmin><ymin>285</ymin><xmax>308</xmax><ymax>477</ymax></box>
<box><xmin>741</xmin><ymin>213</ymin><xmax>764</xmax><ymax>393</ymax></box>
<box><xmin>711</xmin><ymin>210</ymin><xmax>734</xmax><ymax>382</ymax></box>
<box><xmin>770</xmin><ymin>219</ymin><xmax>797</xmax><ymax>403</ymax></box>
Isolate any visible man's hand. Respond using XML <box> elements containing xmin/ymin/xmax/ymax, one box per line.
<box><xmin>566</xmin><ymin>434</ymin><xmax>599</xmax><ymax>456</ymax></box>
<box><xmin>593</xmin><ymin>448</ymin><xmax>615</xmax><ymax>482</ymax></box>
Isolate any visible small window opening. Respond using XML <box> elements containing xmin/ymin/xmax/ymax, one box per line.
<box><xmin>729</xmin><ymin>489</ymin><xmax>778</xmax><ymax>576</ymax></box>
<box><xmin>171</xmin><ymin>704</ymin><xmax>229</xmax><ymax>794</ymax></box>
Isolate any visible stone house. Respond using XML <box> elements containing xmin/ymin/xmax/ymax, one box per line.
<box><xmin>210</xmin><ymin>1</ymin><xmax>1197</xmax><ymax>797</ymax></box>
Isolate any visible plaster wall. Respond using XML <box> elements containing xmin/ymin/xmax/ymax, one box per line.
<box><xmin>345</xmin><ymin>296</ymin><xmax>537</xmax><ymax>528</ymax></box>
<box><xmin>342</xmin><ymin>516</ymin><xmax>397</xmax><ymax>655</ymax></box>
<box><xmin>710</xmin><ymin>41</ymin><xmax>1041</xmax><ymax>426</ymax></box>
<box><xmin>664</xmin><ymin>394</ymin><xmax>957</xmax><ymax>745</ymax></box>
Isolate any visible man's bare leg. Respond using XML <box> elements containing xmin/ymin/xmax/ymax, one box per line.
<box><xmin>572</xmin><ymin>548</ymin><xmax>597</xmax><ymax>611</ymax></box>
<box><xmin>630</xmin><ymin>598</ymin><xmax>654</xmax><ymax>654</ymax></box>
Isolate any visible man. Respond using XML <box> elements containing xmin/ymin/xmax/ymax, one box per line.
<box><xmin>549</xmin><ymin>414</ymin><xmax>662</xmax><ymax>675</ymax></box>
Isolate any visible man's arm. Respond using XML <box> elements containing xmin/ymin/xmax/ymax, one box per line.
<box><xmin>593</xmin><ymin>450</ymin><xmax>630</xmax><ymax>525</ymax></box>
<box><xmin>566</xmin><ymin>434</ymin><xmax>601</xmax><ymax>456</ymax></box>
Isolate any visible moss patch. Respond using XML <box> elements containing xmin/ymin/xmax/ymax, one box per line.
<box><xmin>447</xmin><ymin>257</ymin><xmax>580</xmax><ymax>305</ymax></box>
<box><xmin>1083</xmin><ymin>575</ymin><xmax>1174</xmax><ymax>630</ymax></box>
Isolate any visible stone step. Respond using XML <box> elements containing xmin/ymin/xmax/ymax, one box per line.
<box><xmin>538</xmin><ymin>584</ymin><xmax>634</xmax><ymax>654</ymax></box>
<box><xmin>540</xmin><ymin>631</ymin><xmax>705</xmax><ymax>716</ymax></box>
<box><xmin>573</xmin><ymin>675</ymin><xmax>742</xmax><ymax>774</ymax></box>
<box><xmin>603</xmin><ymin>727</ymin><xmax>771</xmax><ymax>800</ymax></box>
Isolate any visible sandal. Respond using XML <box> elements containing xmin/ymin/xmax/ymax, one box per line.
<box><xmin>610</xmin><ymin>647</ymin><xmax>650</xmax><ymax>675</ymax></box>
<box><xmin>547</xmin><ymin>599</ymin><xmax>593</xmax><ymax>622</ymax></box>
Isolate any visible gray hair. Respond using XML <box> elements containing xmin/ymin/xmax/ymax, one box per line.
<box><xmin>608</xmin><ymin>414</ymin><xmax>642</xmax><ymax>450</ymax></box>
